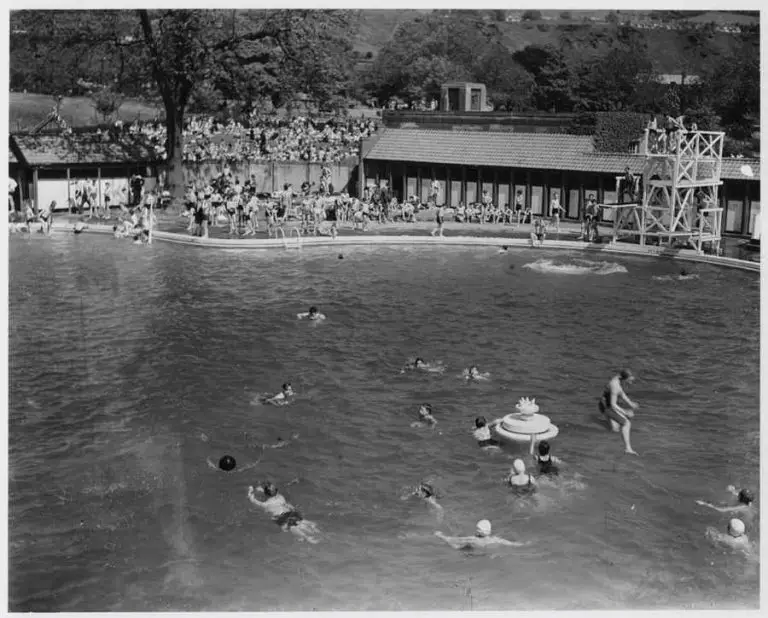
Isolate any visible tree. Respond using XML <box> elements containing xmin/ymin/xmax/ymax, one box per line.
<box><xmin>513</xmin><ymin>45</ymin><xmax>574</xmax><ymax>112</ymax></box>
<box><xmin>91</xmin><ymin>87</ymin><xmax>124</xmax><ymax>122</ymax></box>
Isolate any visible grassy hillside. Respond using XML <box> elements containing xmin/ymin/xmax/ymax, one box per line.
<box><xmin>9</xmin><ymin>92</ymin><xmax>162</xmax><ymax>132</ymax></box>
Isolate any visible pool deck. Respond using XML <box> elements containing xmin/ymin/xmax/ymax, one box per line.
<box><xmin>40</xmin><ymin>214</ymin><xmax>761</xmax><ymax>273</ymax></box>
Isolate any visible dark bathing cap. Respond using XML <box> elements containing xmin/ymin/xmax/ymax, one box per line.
<box><xmin>475</xmin><ymin>416</ymin><xmax>487</xmax><ymax>427</ymax></box>
<box><xmin>218</xmin><ymin>455</ymin><xmax>236</xmax><ymax>471</ymax></box>
<box><xmin>739</xmin><ymin>489</ymin><xmax>754</xmax><ymax>504</ymax></box>
<box><xmin>263</xmin><ymin>482</ymin><xmax>278</xmax><ymax>497</ymax></box>
<box><xmin>620</xmin><ymin>369</ymin><xmax>633</xmax><ymax>380</ymax></box>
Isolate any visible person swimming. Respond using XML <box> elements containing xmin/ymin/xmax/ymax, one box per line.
<box><xmin>706</xmin><ymin>518</ymin><xmax>753</xmax><ymax>554</ymax></box>
<box><xmin>534</xmin><ymin>441</ymin><xmax>561</xmax><ymax>476</ymax></box>
<box><xmin>507</xmin><ymin>459</ymin><xmax>537</xmax><ymax>494</ymax></box>
<box><xmin>463</xmin><ymin>365</ymin><xmax>490</xmax><ymax>381</ymax></box>
<box><xmin>411</xmin><ymin>404</ymin><xmax>437</xmax><ymax>428</ymax></box>
<box><xmin>473</xmin><ymin>416</ymin><xmax>501</xmax><ymax>448</ymax></box>
<box><xmin>73</xmin><ymin>220</ymin><xmax>88</xmax><ymax>234</ymax></box>
<box><xmin>696</xmin><ymin>486</ymin><xmax>755</xmax><ymax>520</ymax></box>
<box><xmin>434</xmin><ymin>519</ymin><xmax>528</xmax><ymax>550</ymax></box>
<box><xmin>402</xmin><ymin>357</ymin><xmax>444</xmax><ymax>373</ymax></box>
<box><xmin>247</xmin><ymin>482</ymin><xmax>319</xmax><ymax>543</ymax></box>
<box><xmin>412</xmin><ymin>481</ymin><xmax>444</xmax><ymax>519</ymax></box>
<box><xmin>297</xmin><ymin>306</ymin><xmax>326</xmax><ymax>321</ymax></box>
<box><xmin>265</xmin><ymin>383</ymin><xmax>295</xmax><ymax>405</ymax></box>
<box><xmin>598</xmin><ymin>369</ymin><xmax>639</xmax><ymax>455</ymax></box>
<box><xmin>262</xmin><ymin>433</ymin><xmax>300</xmax><ymax>449</ymax></box>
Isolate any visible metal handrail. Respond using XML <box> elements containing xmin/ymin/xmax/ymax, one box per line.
<box><xmin>291</xmin><ymin>227</ymin><xmax>302</xmax><ymax>248</ymax></box>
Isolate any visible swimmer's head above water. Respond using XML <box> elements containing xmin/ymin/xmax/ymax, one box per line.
<box><xmin>619</xmin><ymin>369</ymin><xmax>635</xmax><ymax>384</ymax></box>
<box><xmin>262</xmin><ymin>482</ymin><xmax>279</xmax><ymax>498</ymax></box>
<box><xmin>418</xmin><ymin>404</ymin><xmax>433</xmax><ymax>419</ymax></box>
<box><xmin>538</xmin><ymin>441</ymin><xmax>551</xmax><ymax>456</ymax></box>
<box><xmin>282</xmin><ymin>383</ymin><xmax>294</xmax><ymax>396</ymax></box>
<box><xmin>680</xmin><ymin>268</ymin><xmax>689</xmax><ymax>277</ymax></box>
<box><xmin>512</xmin><ymin>459</ymin><xmax>526</xmax><ymax>475</ymax></box>
<box><xmin>728</xmin><ymin>518</ymin><xmax>746</xmax><ymax>538</ymax></box>
<box><xmin>738</xmin><ymin>489</ymin><xmax>754</xmax><ymax>505</ymax></box>
<box><xmin>475</xmin><ymin>416</ymin><xmax>487</xmax><ymax>429</ymax></box>
<box><xmin>476</xmin><ymin>519</ymin><xmax>492</xmax><ymax>538</ymax></box>
<box><xmin>308</xmin><ymin>306</ymin><xmax>318</xmax><ymax>317</ymax></box>
<box><xmin>416</xmin><ymin>482</ymin><xmax>435</xmax><ymax>499</ymax></box>
<box><xmin>469</xmin><ymin>365</ymin><xmax>480</xmax><ymax>377</ymax></box>
<box><xmin>414</xmin><ymin>358</ymin><xmax>425</xmax><ymax>368</ymax></box>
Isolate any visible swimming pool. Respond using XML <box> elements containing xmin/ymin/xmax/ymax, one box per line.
<box><xmin>8</xmin><ymin>235</ymin><xmax>759</xmax><ymax>610</ymax></box>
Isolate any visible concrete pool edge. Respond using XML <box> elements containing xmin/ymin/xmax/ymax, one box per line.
<box><xmin>47</xmin><ymin>224</ymin><xmax>761</xmax><ymax>273</ymax></box>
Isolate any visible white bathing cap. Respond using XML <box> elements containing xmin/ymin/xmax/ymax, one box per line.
<box><xmin>740</xmin><ymin>165</ymin><xmax>754</xmax><ymax>178</ymax></box>
<box><xmin>728</xmin><ymin>518</ymin><xmax>745</xmax><ymax>537</ymax></box>
<box><xmin>476</xmin><ymin>519</ymin><xmax>492</xmax><ymax>537</ymax></box>
<box><xmin>513</xmin><ymin>459</ymin><xmax>526</xmax><ymax>474</ymax></box>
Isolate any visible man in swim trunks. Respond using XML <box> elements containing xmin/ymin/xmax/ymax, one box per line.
<box><xmin>599</xmin><ymin>369</ymin><xmax>639</xmax><ymax>455</ymax></box>
<box><xmin>247</xmin><ymin>483</ymin><xmax>319</xmax><ymax>543</ymax></box>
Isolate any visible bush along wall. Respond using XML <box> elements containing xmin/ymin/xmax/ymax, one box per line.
<box><xmin>593</xmin><ymin>111</ymin><xmax>647</xmax><ymax>152</ymax></box>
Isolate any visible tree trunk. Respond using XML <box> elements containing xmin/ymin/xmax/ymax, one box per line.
<box><xmin>164</xmin><ymin>104</ymin><xmax>185</xmax><ymax>207</ymax></box>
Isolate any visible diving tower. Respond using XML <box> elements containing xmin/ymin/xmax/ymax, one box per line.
<box><xmin>608</xmin><ymin>128</ymin><xmax>725</xmax><ymax>254</ymax></box>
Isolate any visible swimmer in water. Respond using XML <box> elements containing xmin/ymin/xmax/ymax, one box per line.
<box><xmin>297</xmin><ymin>306</ymin><xmax>326</xmax><ymax>321</ymax></box>
<box><xmin>435</xmin><ymin>520</ymin><xmax>528</xmax><ymax>550</ymax></box>
<box><xmin>266</xmin><ymin>383</ymin><xmax>295</xmax><ymax>405</ymax></box>
<box><xmin>247</xmin><ymin>482</ymin><xmax>319</xmax><ymax>543</ymax></box>
<box><xmin>73</xmin><ymin>220</ymin><xmax>89</xmax><ymax>234</ymax></box>
<box><xmin>697</xmin><ymin>487</ymin><xmax>755</xmax><ymax>520</ymax></box>
<box><xmin>402</xmin><ymin>357</ymin><xmax>444</xmax><ymax>374</ymax></box>
<box><xmin>506</xmin><ymin>459</ymin><xmax>537</xmax><ymax>494</ymax></box>
<box><xmin>706</xmin><ymin>518</ymin><xmax>753</xmax><ymax>554</ymax></box>
<box><xmin>534</xmin><ymin>440</ymin><xmax>562</xmax><ymax>476</ymax></box>
<box><xmin>411</xmin><ymin>404</ymin><xmax>437</xmax><ymax>428</ymax></box>
<box><xmin>473</xmin><ymin>416</ymin><xmax>501</xmax><ymax>448</ymax></box>
<box><xmin>262</xmin><ymin>433</ymin><xmax>300</xmax><ymax>449</ymax></box>
<box><xmin>412</xmin><ymin>482</ymin><xmax>444</xmax><ymax>519</ymax></box>
<box><xmin>498</xmin><ymin>245</ymin><xmax>509</xmax><ymax>254</ymax></box>
<box><xmin>598</xmin><ymin>369</ymin><xmax>639</xmax><ymax>455</ymax></box>
<box><xmin>463</xmin><ymin>365</ymin><xmax>490</xmax><ymax>381</ymax></box>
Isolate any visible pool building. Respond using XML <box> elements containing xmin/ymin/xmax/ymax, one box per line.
<box><xmin>360</xmin><ymin>113</ymin><xmax>760</xmax><ymax>241</ymax></box>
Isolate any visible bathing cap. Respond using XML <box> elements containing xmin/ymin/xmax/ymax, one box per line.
<box><xmin>475</xmin><ymin>416</ymin><xmax>487</xmax><ymax>428</ymax></box>
<box><xmin>620</xmin><ymin>369</ymin><xmax>633</xmax><ymax>380</ymax></box>
<box><xmin>476</xmin><ymin>519</ymin><xmax>492</xmax><ymax>537</ymax></box>
<box><xmin>538</xmin><ymin>441</ymin><xmax>550</xmax><ymax>456</ymax></box>
<box><xmin>218</xmin><ymin>455</ymin><xmax>236</xmax><ymax>471</ymax></box>
<box><xmin>282</xmin><ymin>383</ymin><xmax>291</xmax><ymax>390</ymax></box>
<box><xmin>728</xmin><ymin>518</ymin><xmax>745</xmax><ymax>537</ymax></box>
<box><xmin>513</xmin><ymin>459</ymin><xmax>526</xmax><ymax>474</ymax></box>
<box><xmin>263</xmin><ymin>482</ymin><xmax>278</xmax><ymax>498</ymax></box>
<box><xmin>738</xmin><ymin>489</ymin><xmax>754</xmax><ymax>505</ymax></box>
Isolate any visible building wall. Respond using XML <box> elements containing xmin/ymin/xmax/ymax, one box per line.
<box><xmin>363</xmin><ymin>159</ymin><xmax>759</xmax><ymax>234</ymax></box>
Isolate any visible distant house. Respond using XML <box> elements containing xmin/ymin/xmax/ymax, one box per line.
<box><xmin>656</xmin><ymin>74</ymin><xmax>702</xmax><ymax>85</ymax></box>
<box><xmin>9</xmin><ymin>129</ymin><xmax>160</xmax><ymax>211</ymax></box>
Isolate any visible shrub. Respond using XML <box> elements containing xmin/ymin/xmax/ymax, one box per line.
<box><xmin>593</xmin><ymin>111</ymin><xmax>647</xmax><ymax>152</ymax></box>
<box><xmin>521</xmin><ymin>10</ymin><xmax>541</xmax><ymax>21</ymax></box>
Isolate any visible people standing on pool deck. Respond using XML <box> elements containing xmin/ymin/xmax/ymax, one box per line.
<box><xmin>507</xmin><ymin>459</ymin><xmax>537</xmax><ymax>494</ymax></box>
<box><xmin>473</xmin><ymin>416</ymin><xmax>501</xmax><ymax>448</ymax></box>
<box><xmin>534</xmin><ymin>441</ymin><xmax>561</xmax><ymax>476</ymax></box>
<box><xmin>411</xmin><ymin>404</ymin><xmax>437</xmax><ymax>428</ymax></box>
<box><xmin>297</xmin><ymin>306</ymin><xmax>326</xmax><ymax>321</ymax></box>
<box><xmin>598</xmin><ymin>369</ymin><xmax>639</xmax><ymax>455</ymax></box>
<box><xmin>430</xmin><ymin>204</ymin><xmax>445</xmax><ymax>237</ymax></box>
<box><xmin>549</xmin><ymin>193</ymin><xmax>563</xmax><ymax>233</ymax></box>
<box><xmin>247</xmin><ymin>483</ymin><xmax>319</xmax><ymax>543</ymax></box>
<box><xmin>266</xmin><ymin>383</ymin><xmax>295</xmax><ymax>405</ymax></box>
<box><xmin>435</xmin><ymin>520</ymin><xmax>527</xmax><ymax>550</ymax></box>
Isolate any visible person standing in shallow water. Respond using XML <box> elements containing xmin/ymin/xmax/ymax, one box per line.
<box><xmin>431</xmin><ymin>204</ymin><xmax>445</xmax><ymax>237</ymax></box>
<box><xmin>598</xmin><ymin>369</ymin><xmax>639</xmax><ymax>455</ymax></box>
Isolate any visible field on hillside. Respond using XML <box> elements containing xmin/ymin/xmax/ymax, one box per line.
<box><xmin>9</xmin><ymin>92</ymin><xmax>162</xmax><ymax>131</ymax></box>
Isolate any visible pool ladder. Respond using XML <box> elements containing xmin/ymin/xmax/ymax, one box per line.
<box><xmin>275</xmin><ymin>227</ymin><xmax>302</xmax><ymax>249</ymax></box>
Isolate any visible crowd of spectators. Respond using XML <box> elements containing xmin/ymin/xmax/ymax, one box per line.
<box><xmin>112</xmin><ymin>113</ymin><xmax>379</xmax><ymax>164</ymax></box>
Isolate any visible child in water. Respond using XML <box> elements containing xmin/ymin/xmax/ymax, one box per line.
<box><xmin>265</xmin><ymin>383</ymin><xmax>295</xmax><ymax>405</ymax></box>
<box><xmin>463</xmin><ymin>365</ymin><xmax>490</xmax><ymax>381</ymax></box>
<box><xmin>473</xmin><ymin>416</ymin><xmax>501</xmax><ymax>448</ymax></box>
<box><xmin>297</xmin><ymin>306</ymin><xmax>326</xmax><ymax>321</ymax></box>
<box><xmin>534</xmin><ymin>441</ymin><xmax>562</xmax><ymax>476</ymax></box>
<box><xmin>411</xmin><ymin>404</ymin><xmax>437</xmax><ymax>428</ymax></box>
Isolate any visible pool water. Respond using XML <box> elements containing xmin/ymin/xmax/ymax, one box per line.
<box><xmin>9</xmin><ymin>235</ymin><xmax>760</xmax><ymax>611</ymax></box>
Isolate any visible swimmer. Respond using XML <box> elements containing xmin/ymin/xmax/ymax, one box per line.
<box><xmin>401</xmin><ymin>357</ymin><xmax>444</xmax><ymax>374</ymax></box>
<box><xmin>697</xmin><ymin>487</ymin><xmax>755</xmax><ymax>520</ymax></box>
<box><xmin>412</xmin><ymin>482</ymin><xmax>444</xmax><ymax>519</ymax></box>
<box><xmin>265</xmin><ymin>383</ymin><xmax>295</xmax><ymax>405</ymax></box>
<box><xmin>411</xmin><ymin>404</ymin><xmax>437</xmax><ymax>428</ymax></box>
<box><xmin>498</xmin><ymin>245</ymin><xmax>509</xmax><ymax>254</ymax></box>
<box><xmin>598</xmin><ymin>369</ymin><xmax>639</xmax><ymax>455</ymax></box>
<box><xmin>297</xmin><ymin>306</ymin><xmax>326</xmax><ymax>321</ymax></box>
<box><xmin>506</xmin><ymin>459</ymin><xmax>537</xmax><ymax>494</ymax></box>
<box><xmin>706</xmin><ymin>518</ymin><xmax>754</xmax><ymax>555</ymax></box>
<box><xmin>463</xmin><ymin>365</ymin><xmax>490</xmax><ymax>381</ymax></box>
<box><xmin>434</xmin><ymin>520</ymin><xmax>528</xmax><ymax>550</ymax></box>
<box><xmin>473</xmin><ymin>416</ymin><xmax>501</xmax><ymax>448</ymax></box>
<box><xmin>73</xmin><ymin>220</ymin><xmax>89</xmax><ymax>234</ymax></box>
<box><xmin>534</xmin><ymin>440</ymin><xmax>562</xmax><ymax>476</ymax></box>
<box><xmin>262</xmin><ymin>433</ymin><xmax>300</xmax><ymax>449</ymax></box>
<box><xmin>247</xmin><ymin>483</ymin><xmax>319</xmax><ymax>543</ymax></box>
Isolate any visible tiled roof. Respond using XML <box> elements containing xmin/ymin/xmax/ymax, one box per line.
<box><xmin>11</xmin><ymin>132</ymin><xmax>159</xmax><ymax>167</ymax></box>
<box><xmin>365</xmin><ymin>129</ymin><xmax>760</xmax><ymax>181</ymax></box>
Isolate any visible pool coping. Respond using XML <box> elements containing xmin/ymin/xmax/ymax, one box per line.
<box><xmin>47</xmin><ymin>223</ymin><xmax>761</xmax><ymax>273</ymax></box>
